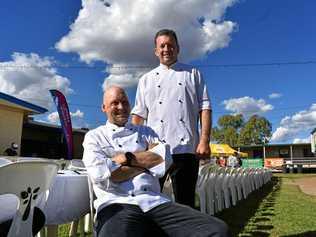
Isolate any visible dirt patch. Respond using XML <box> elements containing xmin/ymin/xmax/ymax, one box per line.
<box><xmin>294</xmin><ymin>177</ymin><xmax>316</xmax><ymax>196</ymax></box>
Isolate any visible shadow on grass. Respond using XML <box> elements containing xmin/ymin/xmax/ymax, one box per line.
<box><xmin>281</xmin><ymin>231</ymin><xmax>316</xmax><ymax>237</ymax></box>
<box><xmin>215</xmin><ymin>176</ymin><xmax>281</xmax><ymax>236</ymax></box>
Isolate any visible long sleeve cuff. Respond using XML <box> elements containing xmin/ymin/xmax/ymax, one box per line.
<box><xmin>148</xmin><ymin>143</ymin><xmax>172</xmax><ymax>178</ymax></box>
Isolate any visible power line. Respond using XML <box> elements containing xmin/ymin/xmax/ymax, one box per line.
<box><xmin>17</xmin><ymin>95</ymin><xmax>314</xmax><ymax>112</ymax></box>
<box><xmin>1</xmin><ymin>60</ymin><xmax>316</xmax><ymax>70</ymax></box>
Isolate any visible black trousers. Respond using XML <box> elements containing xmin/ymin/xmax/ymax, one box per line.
<box><xmin>160</xmin><ymin>153</ymin><xmax>199</xmax><ymax>208</ymax></box>
<box><xmin>95</xmin><ymin>202</ymin><xmax>231</xmax><ymax>237</ymax></box>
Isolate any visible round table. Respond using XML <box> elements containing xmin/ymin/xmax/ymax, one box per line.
<box><xmin>42</xmin><ymin>169</ymin><xmax>90</xmax><ymax>225</ymax></box>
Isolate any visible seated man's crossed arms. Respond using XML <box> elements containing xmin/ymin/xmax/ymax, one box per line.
<box><xmin>82</xmin><ymin>85</ymin><xmax>231</xmax><ymax>237</ymax></box>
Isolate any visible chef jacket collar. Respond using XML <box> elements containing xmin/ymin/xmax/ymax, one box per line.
<box><xmin>159</xmin><ymin>61</ymin><xmax>180</xmax><ymax>70</ymax></box>
<box><xmin>105</xmin><ymin>120</ymin><xmax>133</xmax><ymax>131</ymax></box>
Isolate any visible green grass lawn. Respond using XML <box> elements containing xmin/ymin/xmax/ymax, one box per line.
<box><xmin>216</xmin><ymin>173</ymin><xmax>316</xmax><ymax>237</ymax></box>
<box><xmin>58</xmin><ymin>173</ymin><xmax>316</xmax><ymax>237</ymax></box>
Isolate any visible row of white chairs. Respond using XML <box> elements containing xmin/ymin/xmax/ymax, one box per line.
<box><xmin>196</xmin><ymin>164</ymin><xmax>272</xmax><ymax>215</ymax></box>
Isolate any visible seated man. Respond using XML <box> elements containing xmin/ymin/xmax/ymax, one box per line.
<box><xmin>83</xmin><ymin>85</ymin><xmax>231</xmax><ymax>237</ymax></box>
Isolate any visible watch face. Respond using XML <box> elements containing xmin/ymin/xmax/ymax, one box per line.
<box><xmin>125</xmin><ymin>152</ymin><xmax>135</xmax><ymax>166</ymax></box>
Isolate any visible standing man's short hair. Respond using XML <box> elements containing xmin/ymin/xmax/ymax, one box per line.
<box><xmin>154</xmin><ymin>29</ymin><xmax>179</xmax><ymax>48</ymax></box>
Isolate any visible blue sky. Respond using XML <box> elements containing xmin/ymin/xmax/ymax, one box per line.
<box><xmin>1</xmin><ymin>0</ymin><xmax>315</xmax><ymax>144</ymax></box>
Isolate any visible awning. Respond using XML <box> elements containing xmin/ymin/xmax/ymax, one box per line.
<box><xmin>210</xmin><ymin>144</ymin><xmax>248</xmax><ymax>158</ymax></box>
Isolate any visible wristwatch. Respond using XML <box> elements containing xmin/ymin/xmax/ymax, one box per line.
<box><xmin>125</xmin><ymin>152</ymin><xmax>135</xmax><ymax>166</ymax></box>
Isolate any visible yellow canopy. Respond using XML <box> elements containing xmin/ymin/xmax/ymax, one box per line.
<box><xmin>210</xmin><ymin>144</ymin><xmax>248</xmax><ymax>158</ymax></box>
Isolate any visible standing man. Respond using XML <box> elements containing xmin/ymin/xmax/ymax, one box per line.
<box><xmin>132</xmin><ymin>29</ymin><xmax>212</xmax><ymax>208</ymax></box>
<box><xmin>82</xmin><ymin>86</ymin><xmax>230</xmax><ymax>237</ymax></box>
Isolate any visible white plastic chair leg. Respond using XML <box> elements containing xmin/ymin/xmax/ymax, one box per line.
<box><xmin>69</xmin><ymin>220</ymin><xmax>78</xmax><ymax>237</ymax></box>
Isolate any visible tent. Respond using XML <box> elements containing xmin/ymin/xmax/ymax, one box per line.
<box><xmin>210</xmin><ymin>144</ymin><xmax>248</xmax><ymax>158</ymax></box>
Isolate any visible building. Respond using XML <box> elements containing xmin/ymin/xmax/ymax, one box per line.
<box><xmin>311</xmin><ymin>128</ymin><xmax>316</xmax><ymax>154</ymax></box>
<box><xmin>236</xmin><ymin>143</ymin><xmax>314</xmax><ymax>159</ymax></box>
<box><xmin>1</xmin><ymin>91</ymin><xmax>87</xmax><ymax>159</ymax></box>
<box><xmin>21</xmin><ymin>119</ymin><xmax>87</xmax><ymax>159</ymax></box>
<box><xmin>0</xmin><ymin>92</ymin><xmax>47</xmax><ymax>155</ymax></box>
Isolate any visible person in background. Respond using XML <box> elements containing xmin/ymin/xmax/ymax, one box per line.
<box><xmin>131</xmin><ymin>29</ymin><xmax>212</xmax><ymax>208</ymax></box>
<box><xmin>227</xmin><ymin>152</ymin><xmax>238</xmax><ymax>168</ymax></box>
<box><xmin>237</xmin><ymin>153</ymin><xmax>243</xmax><ymax>167</ymax></box>
<box><xmin>219</xmin><ymin>156</ymin><xmax>226</xmax><ymax>167</ymax></box>
<box><xmin>3</xmin><ymin>142</ymin><xmax>18</xmax><ymax>156</ymax></box>
<box><xmin>82</xmin><ymin>86</ymin><xmax>230</xmax><ymax>237</ymax></box>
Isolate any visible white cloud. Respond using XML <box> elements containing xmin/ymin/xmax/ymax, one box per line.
<box><xmin>269</xmin><ymin>93</ymin><xmax>282</xmax><ymax>99</ymax></box>
<box><xmin>0</xmin><ymin>52</ymin><xmax>73</xmax><ymax>109</ymax></box>
<box><xmin>102</xmin><ymin>72</ymin><xmax>143</xmax><ymax>91</ymax></box>
<box><xmin>271</xmin><ymin>104</ymin><xmax>316</xmax><ymax>142</ymax></box>
<box><xmin>56</xmin><ymin>0</ymin><xmax>238</xmax><ymax>88</ymax></box>
<box><xmin>222</xmin><ymin>96</ymin><xmax>274</xmax><ymax>117</ymax></box>
<box><xmin>47</xmin><ymin>111</ymin><xmax>60</xmax><ymax>124</ymax></box>
<box><xmin>293</xmin><ymin>137</ymin><xmax>310</xmax><ymax>144</ymax></box>
<box><xmin>71</xmin><ymin>109</ymin><xmax>84</xmax><ymax>119</ymax></box>
<box><xmin>47</xmin><ymin>109</ymin><xmax>88</xmax><ymax>128</ymax></box>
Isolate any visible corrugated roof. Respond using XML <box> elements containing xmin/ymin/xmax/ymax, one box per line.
<box><xmin>0</xmin><ymin>92</ymin><xmax>47</xmax><ymax>114</ymax></box>
<box><xmin>235</xmin><ymin>143</ymin><xmax>311</xmax><ymax>149</ymax></box>
<box><xmin>25</xmin><ymin>119</ymin><xmax>89</xmax><ymax>133</ymax></box>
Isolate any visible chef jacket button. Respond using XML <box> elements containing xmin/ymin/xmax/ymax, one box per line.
<box><xmin>156</xmin><ymin>72</ymin><xmax>159</xmax><ymax>75</ymax></box>
<box><xmin>136</xmin><ymin>140</ymin><xmax>139</xmax><ymax>143</ymax></box>
<box><xmin>181</xmin><ymin>138</ymin><xmax>184</xmax><ymax>141</ymax></box>
<box><xmin>162</xmin><ymin>140</ymin><xmax>166</xmax><ymax>143</ymax></box>
<box><xmin>159</xmin><ymin>101</ymin><xmax>162</xmax><ymax>104</ymax></box>
<box><xmin>180</xmin><ymin>118</ymin><xmax>184</xmax><ymax>122</ymax></box>
<box><xmin>178</xmin><ymin>82</ymin><xmax>182</xmax><ymax>85</ymax></box>
<box><xmin>118</xmin><ymin>144</ymin><xmax>122</xmax><ymax>148</ymax></box>
<box><xmin>158</xmin><ymin>85</ymin><xmax>161</xmax><ymax>88</ymax></box>
<box><xmin>143</xmin><ymin>188</ymin><xmax>147</xmax><ymax>191</ymax></box>
<box><xmin>112</xmin><ymin>129</ymin><xmax>116</xmax><ymax>132</ymax></box>
<box><xmin>160</xmin><ymin>120</ymin><xmax>163</xmax><ymax>123</ymax></box>
<box><xmin>131</xmin><ymin>193</ymin><xmax>135</xmax><ymax>197</ymax></box>
<box><xmin>179</xmin><ymin>99</ymin><xmax>183</xmax><ymax>103</ymax></box>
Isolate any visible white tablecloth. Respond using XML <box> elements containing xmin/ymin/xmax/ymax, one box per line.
<box><xmin>0</xmin><ymin>169</ymin><xmax>90</xmax><ymax>225</ymax></box>
<box><xmin>42</xmin><ymin>170</ymin><xmax>90</xmax><ymax>225</ymax></box>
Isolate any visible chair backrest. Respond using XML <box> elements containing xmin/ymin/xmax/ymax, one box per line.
<box><xmin>0</xmin><ymin>161</ymin><xmax>58</xmax><ymax>237</ymax></box>
<box><xmin>68</xmin><ymin>159</ymin><xmax>86</xmax><ymax>171</ymax></box>
<box><xmin>0</xmin><ymin>157</ymin><xmax>12</xmax><ymax>167</ymax></box>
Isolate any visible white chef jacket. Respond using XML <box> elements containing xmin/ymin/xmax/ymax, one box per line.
<box><xmin>132</xmin><ymin>62</ymin><xmax>211</xmax><ymax>154</ymax></box>
<box><xmin>82</xmin><ymin>121</ymin><xmax>172</xmax><ymax>213</ymax></box>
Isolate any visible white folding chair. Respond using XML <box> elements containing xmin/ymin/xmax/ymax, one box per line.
<box><xmin>196</xmin><ymin>164</ymin><xmax>212</xmax><ymax>213</ymax></box>
<box><xmin>68</xmin><ymin>159</ymin><xmax>86</xmax><ymax>171</ymax></box>
<box><xmin>235</xmin><ymin>168</ymin><xmax>245</xmax><ymax>201</ymax></box>
<box><xmin>205</xmin><ymin>167</ymin><xmax>217</xmax><ymax>215</ymax></box>
<box><xmin>214</xmin><ymin>167</ymin><xmax>225</xmax><ymax>212</ymax></box>
<box><xmin>162</xmin><ymin>174</ymin><xmax>175</xmax><ymax>201</ymax></box>
<box><xmin>0</xmin><ymin>157</ymin><xmax>12</xmax><ymax>167</ymax></box>
<box><xmin>0</xmin><ymin>161</ymin><xmax>58</xmax><ymax>237</ymax></box>
<box><xmin>227</xmin><ymin>168</ymin><xmax>238</xmax><ymax>206</ymax></box>
<box><xmin>222</xmin><ymin>168</ymin><xmax>232</xmax><ymax>209</ymax></box>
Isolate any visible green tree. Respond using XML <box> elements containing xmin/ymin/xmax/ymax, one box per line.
<box><xmin>212</xmin><ymin>114</ymin><xmax>272</xmax><ymax>146</ymax></box>
<box><xmin>238</xmin><ymin>115</ymin><xmax>272</xmax><ymax>145</ymax></box>
<box><xmin>218</xmin><ymin>114</ymin><xmax>244</xmax><ymax>129</ymax></box>
<box><xmin>212</xmin><ymin>114</ymin><xmax>244</xmax><ymax>146</ymax></box>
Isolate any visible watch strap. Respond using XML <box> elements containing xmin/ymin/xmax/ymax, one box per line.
<box><xmin>125</xmin><ymin>152</ymin><xmax>135</xmax><ymax>166</ymax></box>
